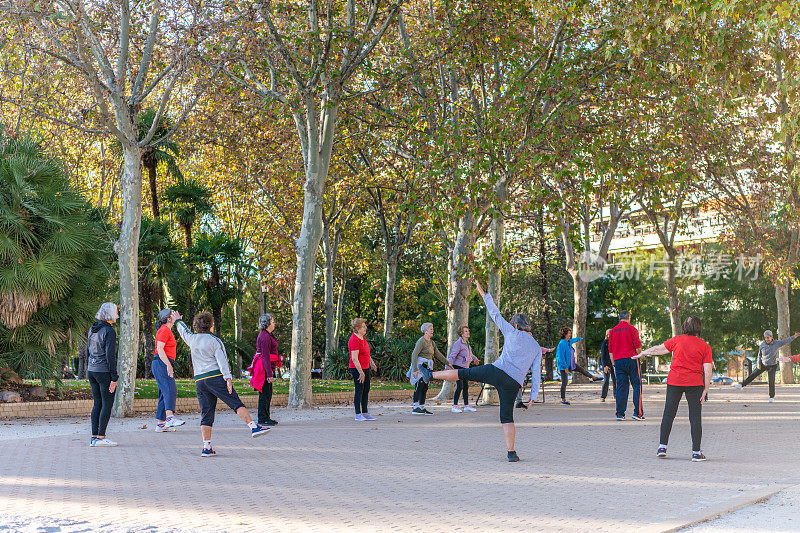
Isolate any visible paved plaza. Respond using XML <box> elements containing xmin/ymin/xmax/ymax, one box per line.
<box><xmin>2</xmin><ymin>383</ymin><xmax>800</xmax><ymax>532</ymax></box>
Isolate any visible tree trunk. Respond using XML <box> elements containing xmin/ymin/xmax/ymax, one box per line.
<box><xmin>569</xmin><ymin>272</ymin><xmax>590</xmax><ymax>383</ymax></box>
<box><xmin>665</xmin><ymin>249</ymin><xmax>682</xmax><ymax>337</ymax></box>
<box><xmin>333</xmin><ymin>269</ymin><xmax>346</xmax><ymax>351</ymax></box>
<box><xmin>776</xmin><ymin>281</ymin><xmax>794</xmax><ymax>384</ymax></box>
<box><xmin>141</xmin><ymin>281</ymin><xmax>155</xmax><ymax>380</ymax></box>
<box><xmin>146</xmin><ymin>155</ymin><xmax>160</xmax><ymax>219</ymax></box>
<box><xmin>184</xmin><ymin>224</ymin><xmax>193</xmax><ymax>250</ymax></box>
<box><xmin>288</xmin><ymin>101</ymin><xmax>339</xmax><ymax>408</ymax></box>
<box><xmin>78</xmin><ymin>339</ymin><xmax>88</xmax><ymax>379</ymax></box>
<box><xmin>233</xmin><ymin>276</ymin><xmax>243</xmax><ymax>379</ymax></box>
<box><xmin>323</xmin><ymin>236</ymin><xmax>337</xmax><ymax>365</ymax></box>
<box><xmin>383</xmin><ymin>260</ymin><xmax>398</xmax><ymax>337</ymax></box>
<box><xmin>112</xmin><ymin>145</ymin><xmax>143</xmax><ymax>417</ymax></box>
<box><xmin>481</xmin><ymin>206</ymin><xmax>504</xmax><ymax>405</ymax></box>
<box><xmin>539</xmin><ymin>210</ymin><xmax>554</xmax><ymax>380</ymax></box>
<box><xmin>212</xmin><ymin>306</ymin><xmax>223</xmax><ymax>341</ymax></box>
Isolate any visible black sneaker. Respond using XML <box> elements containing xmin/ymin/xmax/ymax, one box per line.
<box><xmin>516</xmin><ymin>401</ymin><xmax>526</xmax><ymax>409</ymax></box>
<box><xmin>421</xmin><ymin>408</ymin><xmax>434</xmax><ymax>415</ymax></box>
<box><xmin>507</xmin><ymin>451</ymin><xmax>520</xmax><ymax>462</ymax></box>
<box><xmin>264</xmin><ymin>419</ymin><xmax>279</xmax><ymax>426</ymax></box>
<box><xmin>251</xmin><ymin>425</ymin><xmax>271</xmax><ymax>437</ymax></box>
<box><xmin>412</xmin><ymin>407</ymin><xmax>425</xmax><ymax>415</ymax></box>
<box><xmin>418</xmin><ymin>365</ymin><xmax>433</xmax><ymax>384</ymax></box>
<box><xmin>657</xmin><ymin>446</ymin><xmax>667</xmax><ymax>458</ymax></box>
<box><xmin>691</xmin><ymin>452</ymin><xmax>707</xmax><ymax>462</ymax></box>
<box><xmin>201</xmin><ymin>447</ymin><xmax>216</xmax><ymax>457</ymax></box>
<box><xmin>561</xmin><ymin>400</ymin><xmax>571</xmax><ymax>405</ymax></box>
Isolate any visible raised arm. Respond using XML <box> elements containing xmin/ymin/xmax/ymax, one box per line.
<box><xmin>482</xmin><ymin>293</ymin><xmax>515</xmax><ymax>338</ymax></box>
<box><xmin>569</xmin><ymin>337</ymin><xmax>582</xmax><ymax>346</ymax></box>
<box><xmin>175</xmin><ymin>319</ymin><xmax>195</xmax><ymax>346</ymax></box>
<box><xmin>634</xmin><ymin>343</ymin><xmax>670</xmax><ymax>359</ymax></box>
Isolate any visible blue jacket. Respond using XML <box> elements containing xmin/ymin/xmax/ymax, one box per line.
<box><xmin>556</xmin><ymin>337</ymin><xmax>582</xmax><ymax>372</ymax></box>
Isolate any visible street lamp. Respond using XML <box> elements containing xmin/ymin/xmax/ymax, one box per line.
<box><xmin>260</xmin><ymin>278</ymin><xmax>268</xmax><ymax>314</ymax></box>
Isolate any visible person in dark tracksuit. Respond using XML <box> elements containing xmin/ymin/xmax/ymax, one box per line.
<box><xmin>609</xmin><ymin>311</ymin><xmax>644</xmax><ymax>421</ymax></box>
<box><xmin>600</xmin><ymin>329</ymin><xmax>615</xmax><ymax>402</ymax></box>
<box><xmin>86</xmin><ymin>302</ymin><xmax>120</xmax><ymax>447</ymax></box>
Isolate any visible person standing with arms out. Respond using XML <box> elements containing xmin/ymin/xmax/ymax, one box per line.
<box><xmin>153</xmin><ymin>309</ymin><xmax>185</xmax><ymax>432</ymax></box>
<box><xmin>635</xmin><ymin>316</ymin><xmax>712</xmax><ymax>461</ymax></box>
<box><xmin>175</xmin><ymin>311</ymin><xmax>271</xmax><ymax>457</ymax></box>
<box><xmin>86</xmin><ymin>303</ymin><xmax>120</xmax><ymax>447</ymax></box>
<box><xmin>256</xmin><ymin>314</ymin><xmax>279</xmax><ymax>426</ymax></box>
<box><xmin>409</xmin><ymin>323</ymin><xmax>452</xmax><ymax>415</ymax></box>
<box><xmin>600</xmin><ymin>329</ymin><xmax>616</xmax><ymax>402</ymax></box>
<box><xmin>349</xmin><ymin>318</ymin><xmax>378</xmax><ymax>421</ymax></box>
<box><xmin>425</xmin><ymin>279</ymin><xmax>542</xmax><ymax>462</ymax></box>
<box><xmin>556</xmin><ymin>327</ymin><xmax>601</xmax><ymax>405</ymax></box>
<box><xmin>447</xmin><ymin>326</ymin><xmax>480</xmax><ymax>413</ymax></box>
<box><xmin>736</xmin><ymin>330</ymin><xmax>800</xmax><ymax>402</ymax></box>
<box><xmin>609</xmin><ymin>311</ymin><xmax>644</xmax><ymax>421</ymax></box>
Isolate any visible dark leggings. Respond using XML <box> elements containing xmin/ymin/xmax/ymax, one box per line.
<box><xmin>349</xmin><ymin>368</ymin><xmax>371</xmax><ymax>414</ymax></box>
<box><xmin>742</xmin><ymin>364</ymin><xmax>778</xmax><ymax>398</ymax></box>
<box><xmin>88</xmin><ymin>371</ymin><xmax>115</xmax><ymax>437</ymax></box>
<box><xmin>458</xmin><ymin>364</ymin><xmax>520</xmax><ymax>424</ymax></box>
<box><xmin>453</xmin><ymin>365</ymin><xmax>469</xmax><ymax>405</ymax></box>
<box><xmin>660</xmin><ymin>384</ymin><xmax>704</xmax><ymax>451</ymax></box>
<box><xmin>257</xmin><ymin>381</ymin><xmax>273</xmax><ymax>424</ymax></box>
<box><xmin>413</xmin><ymin>364</ymin><xmax>430</xmax><ymax>405</ymax></box>
<box><xmin>560</xmin><ymin>364</ymin><xmax>594</xmax><ymax>400</ymax></box>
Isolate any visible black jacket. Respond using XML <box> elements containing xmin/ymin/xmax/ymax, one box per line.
<box><xmin>600</xmin><ymin>339</ymin><xmax>613</xmax><ymax>368</ymax></box>
<box><xmin>85</xmin><ymin>321</ymin><xmax>118</xmax><ymax>381</ymax></box>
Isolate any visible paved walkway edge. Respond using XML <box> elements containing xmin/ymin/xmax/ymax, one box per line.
<box><xmin>645</xmin><ymin>483</ymin><xmax>791</xmax><ymax>533</ymax></box>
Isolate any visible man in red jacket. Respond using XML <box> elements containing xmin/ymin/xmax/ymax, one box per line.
<box><xmin>609</xmin><ymin>311</ymin><xmax>643</xmax><ymax>421</ymax></box>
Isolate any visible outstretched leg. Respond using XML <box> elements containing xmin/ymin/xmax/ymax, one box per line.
<box><xmin>432</xmin><ymin>369</ymin><xmax>460</xmax><ymax>381</ymax></box>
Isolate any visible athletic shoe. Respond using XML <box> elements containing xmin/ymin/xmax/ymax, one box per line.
<box><xmin>632</xmin><ymin>415</ymin><xmax>646</xmax><ymax>421</ymax></box>
<box><xmin>354</xmin><ymin>414</ymin><xmax>366</xmax><ymax>421</ymax></box>
<box><xmin>265</xmin><ymin>419</ymin><xmax>279</xmax><ymax>426</ymax></box>
<box><xmin>463</xmin><ymin>405</ymin><xmax>477</xmax><ymax>412</ymax></box>
<box><xmin>93</xmin><ymin>438</ymin><xmax>118</xmax><ymax>447</ymax></box>
<box><xmin>732</xmin><ymin>383</ymin><xmax>742</xmax><ymax>388</ymax></box>
<box><xmin>560</xmin><ymin>400</ymin><xmax>570</xmax><ymax>406</ymax></box>
<box><xmin>657</xmin><ymin>446</ymin><xmax>667</xmax><ymax>458</ymax></box>
<box><xmin>507</xmin><ymin>451</ymin><xmax>520</xmax><ymax>462</ymax></box>
<box><xmin>165</xmin><ymin>417</ymin><xmax>185</xmax><ymax>428</ymax></box>
<box><xmin>201</xmin><ymin>447</ymin><xmax>216</xmax><ymax>458</ymax></box>
<box><xmin>592</xmin><ymin>377</ymin><xmax>603</xmax><ymax>382</ymax></box>
<box><xmin>418</xmin><ymin>365</ymin><xmax>433</xmax><ymax>384</ymax></box>
<box><xmin>769</xmin><ymin>398</ymin><xmax>774</xmax><ymax>403</ymax></box>
<box><xmin>155</xmin><ymin>424</ymin><xmax>175</xmax><ymax>433</ymax></box>
<box><xmin>691</xmin><ymin>452</ymin><xmax>707</xmax><ymax>462</ymax></box>
<box><xmin>89</xmin><ymin>438</ymin><xmax>97</xmax><ymax>447</ymax></box>
<box><xmin>616</xmin><ymin>416</ymin><xmax>625</xmax><ymax>421</ymax></box>
<box><xmin>421</xmin><ymin>408</ymin><xmax>434</xmax><ymax>415</ymax></box>
<box><xmin>412</xmin><ymin>407</ymin><xmax>425</xmax><ymax>415</ymax></box>
<box><xmin>451</xmin><ymin>405</ymin><xmax>463</xmax><ymax>413</ymax></box>
<box><xmin>600</xmin><ymin>398</ymin><xmax>606</xmax><ymax>402</ymax></box>
<box><xmin>251</xmin><ymin>425</ymin><xmax>271</xmax><ymax>437</ymax></box>
<box><xmin>362</xmin><ymin>413</ymin><xmax>377</xmax><ymax>421</ymax></box>
<box><xmin>515</xmin><ymin>401</ymin><xmax>526</xmax><ymax>409</ymax></box>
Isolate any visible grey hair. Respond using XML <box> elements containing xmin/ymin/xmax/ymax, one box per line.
<box><xmin>95</xmin><ymin>302</ymin><xmax>118</xmax><ymax>321</ymax></box>
<box><xmin>259</xmin><ymin>314</ymin><xmax>274</xmax><ymax>330</ymax></box>
<box><xmin>421</xmin><ymin>322</ymin><xmax>433</xmax><ymax>333</ymax></box>
<box><xmin>619</xmin><ymin>310</ymin><xmax>631</xmax><ymax>320</ymax></box>
<box><xmin>510</xmin><ymin>313</ymin><xmax>532</xmax><ymax>332</ymax></box>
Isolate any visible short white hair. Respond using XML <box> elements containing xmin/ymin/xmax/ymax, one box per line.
<box><xmin>95</xmin><ymin>302</ymin><xmax>118</xmax><ymax>321</ymax></box>
<box><xmin>421</xmin><ymin>322</ymin><xmax>433</xmax><ymax>333</ymax></box>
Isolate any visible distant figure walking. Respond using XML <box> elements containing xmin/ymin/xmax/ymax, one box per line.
<box><xmin>86</xmin><ymin>302</ymin><xmax>120</xmax><ymax>447</ymax></box>
<box><xmin>609</xmin><ymin>311</ymin><xmax>644</xmax><ymax>421</ymax></box>
<box><xmin>636</xmin><ymin>316</ymin><xmax>712</xmax><ymax>461</ymax></box>
<box><xmin>736</xmin><ymin>330</ymin><xmax>800</xmax><ymax>402</ymax></box>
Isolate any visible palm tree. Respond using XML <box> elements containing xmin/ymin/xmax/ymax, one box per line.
<box><xmin>163</xmin><ymin>177</ymin><xmax>213</xmax><ymax>249</ymax></box>
<box><xmin>138</xmin><ymin>109</ymin><xmax>182</xmax><ymax>219</ymax></box>
<box><xmin>0</xmin><ymin>131</ymin><xmax>112</xmax><ymax>380</ymax></box>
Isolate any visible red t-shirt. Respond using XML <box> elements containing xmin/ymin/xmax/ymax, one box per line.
<box><xmin>348</xmin><ymin>334</ymin><xmax>371</xmax><ymax>369</ymax></box>
<box><xmin>155</xmin><ymin>324</ymin><xmax>177</xmax><ymax>360</ymax></box>
<box><xmin>664</xmin><ymin>335</ymin><xmax>713</xmax><ymax>386</ymax></box>
<box><xmin>608</xmin><ymin>320</ymin><xmax>641</xmax><ymax>360</ymax></box>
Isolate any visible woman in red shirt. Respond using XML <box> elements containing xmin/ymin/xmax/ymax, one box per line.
<box><xmin>349</xmin><ymin>318</ymin><xmax>377</xmax><ymax>421</ymax></box>
<box><xmin>153</xmin><ymin>309</ymin><xmax>185</xmax><ymax>432</ymax></box>
<box><xmin>636</xmin><ymin>316</ymin><xmax>712</xmax><ymax>461</ymax></box>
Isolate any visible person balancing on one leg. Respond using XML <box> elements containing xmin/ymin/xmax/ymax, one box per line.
<box><xmin>735</xmin><ymin>330</ymin><xmax>800</xmax><ymax>402</ymax></box>
<box><xmin>421</xmin><ymin>278</ymin><xmax>542</xmax><ymax>462</ymax></box>
<box><xmin>175</xmin><ymin>311</ymin><xmax>271</xmax><ymax>457</ymax></box>
<box><xmin>609</xmin><ymin>311</ymin><xmax>644</xmax><ymax>421</ymax></box>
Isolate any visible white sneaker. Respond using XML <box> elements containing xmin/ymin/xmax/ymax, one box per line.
<box><xmin>93</xmin><ymin>438</ymin><xmax>118</xmax><ymax>447</ymax></box>
<box><xmin>769</xmin><ymin>398</ymin><xmax>774</xmax><ymax>403</ymax></box>
<box><xmin>165</xmin><ymin>417</ymin><xmax>185</xmax><ymax>428</ymax></box>
<box><xmin>354</xmin><ymin>414</ymin><xmax>366</xmax><ymax>421</ymax></box>
<box><xmin>732</xmin><ymin>383</ymin><xmax>742</xmax><ymax>388</ymax></box>
<box><xmin>463</xmin><ymin>405</ymin><xmax>477</xmax><ymax>412</ymax></box>
<box><xmin>155</xmin><ymin>424</ymin><xmax>175</xmax><ymax>432</ymax></box>
<box><xmin>451</xmin><ymin>405</ymin><xmax>463</xmax><ymax>413</ymax></box>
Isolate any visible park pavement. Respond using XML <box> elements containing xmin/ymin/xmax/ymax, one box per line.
<box><xmin>2</xmin><ymin>383</ymin><xmax>800</xmax><ymax>533</ymax></box>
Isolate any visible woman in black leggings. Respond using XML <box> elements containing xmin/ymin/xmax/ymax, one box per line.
<box><xmin>85</xmin><ymin>302</ymin><xmax>120</xmax><ymax>447</ymax></box>
<box><xmin>635</xmin><ymin>316</ymin><xmax>712</xmax><ymax>461</ymax></box>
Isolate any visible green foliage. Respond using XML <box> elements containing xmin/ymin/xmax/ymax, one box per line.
<box><xmin>0</xmin><ymin>131</ymin><xmax>112</xmax><ymax>379</ymax></box>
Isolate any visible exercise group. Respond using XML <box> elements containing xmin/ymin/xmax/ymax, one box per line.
<box><xmin>82</xmin><ymin>279</ymin><xmax>800</xmax><ymax>462</ymax></box>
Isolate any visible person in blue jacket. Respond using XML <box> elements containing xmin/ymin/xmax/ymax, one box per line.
<box><xmin>556</xmin><ymin>326</ymin><xmax>601</xmax><ymax>405</ymax></box>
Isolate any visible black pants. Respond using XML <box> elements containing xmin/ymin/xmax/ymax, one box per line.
<box><xmin>660</xmin><ymin>384</ymin><xmax>704</xmax><ymax>451</ymax></box>
<box><xmin>458</xmin><ymin>364</ymin><xmax>520</xmax><ymax>423</ymax></box>
<box><xmin>742</xmin><ymin>364</ymin><xmax>778</xmax><ymax>398</ymax></box>
<box><xmin>349</xmin><ymin>368</ymin><xmax>371</xmax><ymax>414</ymax></box>
<box><xmin>257</xmin><ymin>381</ymin><xmax>273</xmax><ymax>424</ymax></box>
<box><xmin>560</xmin><ymin>364</ymin><xmax>594</xmax><ymax>400</ymax></box>
<box><xmin>195</xmin><ymin>375</ymin><xmax>246</xmax><ymax>427</ymax></box>
<box><xmin>453</xmin><ymin>365</ymin><xmax>469</xmax><ymax>405</ymax></box>
<box><xmin>601</xmin><ymin>367</ymin><xmax>617</xmax><ymax>399</ymax></box>
<box><xmin>413</xmin><ymin>371</ymin><xmax>429</xmax><ymax>405</ymax></box>
<box><xmin>88</xmin><ymin>371</ymin><xmax>115</xmax><ymax>437</ymax></box>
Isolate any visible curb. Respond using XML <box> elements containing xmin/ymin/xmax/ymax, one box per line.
<box><xmin>644</xmin><ymin>483</ymin><xmax>790</xmax><ymax>533</ymax></box>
